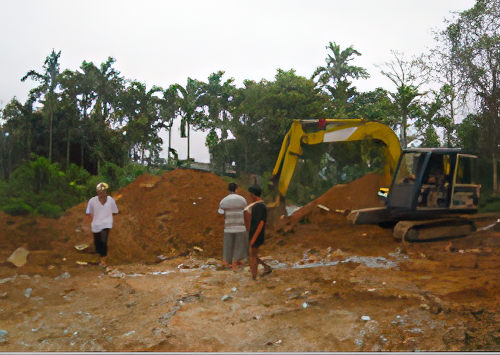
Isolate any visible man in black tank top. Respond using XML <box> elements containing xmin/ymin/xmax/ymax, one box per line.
<box><xmin>244</xmin><ymin>184</ymin><xmax>272</xmax><ymax>280</ymax></box>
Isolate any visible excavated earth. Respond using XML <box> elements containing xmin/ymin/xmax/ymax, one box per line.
<box><xmin>1</xmin><ymin>169</ymin><xmax>500</xmax><ymax>352</ymax></box>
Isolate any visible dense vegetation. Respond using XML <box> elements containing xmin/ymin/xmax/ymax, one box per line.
<box><xmin>1</xmin><ymin>0</ymin><xmax>499</xmax><ymax>215</ymax></box>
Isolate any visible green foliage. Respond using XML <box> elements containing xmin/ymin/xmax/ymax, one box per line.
<box><xmin>36</xmin><ymin>202</ymin><xmax>63</xmax><ymax>218</ymax></box>
<box><xmin>456</xmin><ymin>114</ymin><xmax>481</xmax><ymax>153</ymax></box>
<box><xmin>479</xmin><ymin>195</ymin><xmax>500</xmax><ymax>213</ymax></box>
<box><xmin>439</xmin><ymin>0</ymin><xmax>500</xmax><ymax>156</ymax></box>
<box><xmin>225</xmin><ymin>69</ymin><xmax>326</xmax><ymax>176</ymax></box>
<box><xmin>2</xmin><ymin>198</ymin><xmax>33</xmax><ymax>216</ymax></box>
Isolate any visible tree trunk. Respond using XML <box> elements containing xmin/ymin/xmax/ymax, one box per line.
<box><xmin>49</xmin><ymin>109</ymin><xmax>53</xmax><ymax>163</ymax></box>
<box><xmin>400</xmin><ymin>117</ymin><xmax>408</xmax><ymax>149</ymax></box>
<box><xmin>81</xmin><ymin>137</ymin><xmax>85</xmax><ymax>168</ymax></box>
<box><xmin>66</xmin><ymin>129</ymin><xmax>71</xmax><ymax>169</ymax></box>
<box><xmin>168</xmin><ymin>128</ymin><xmax>172</xmax><ymax>165</ymax></box>
<box><xmin>187</xmin><ymin>121</ymin><xmax>190</xmax><ymax>160</ymax></box>
<box><xmin>494</xmin><ymin>153</ymin><xmax>498</xmax><ymax>194</ymax></box>
<box><xmin>27</xmin><ymin>126</ymin><xmax>31</xmax><ymax>157</ymax></box>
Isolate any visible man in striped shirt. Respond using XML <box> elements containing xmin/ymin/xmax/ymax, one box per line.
<box><xmin>218</xmin><ymin>182</ymin><xmax>248</xmax><ymax>269</ymax></box>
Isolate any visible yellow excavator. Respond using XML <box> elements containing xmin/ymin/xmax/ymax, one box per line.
<box><xmin>269</xmin><ymin>119</ymin><xmax>499</xmax><ymax>241</ymax></box>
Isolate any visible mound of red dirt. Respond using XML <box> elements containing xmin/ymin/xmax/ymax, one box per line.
<box><xmin>57</xmin><ymin>169</ymin><xmax>252</xmax><ymax>265</ymax></box>
<box><xmin>283</xmin><ymin>173</ymin><xmax>386</xmax><ymax>231</ymax></box>
<box><xmin>0</xmin><ymin>170</ymin><xmax>390</xmax><ymax>268</ymax></box>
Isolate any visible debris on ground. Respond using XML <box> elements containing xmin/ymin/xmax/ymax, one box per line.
<box><xmin>7</xmin><ymin>247</ymin><xmax>29</xmax><ymax>267</ymax></box>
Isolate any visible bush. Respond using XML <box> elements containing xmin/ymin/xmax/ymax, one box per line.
<box><xmin>479</xmin><ymin>195</ymin><xmax>500</xmax><ymax>213</ymax></box>
<box><xmin>36</xmin><ymin>201</ymin><xmax>63</xmax><ymax>219</ymax></box>
<box><xmin>1</xmin><ymin>198</ymin><xmax>33</xmax><ymax>216</ymax></box>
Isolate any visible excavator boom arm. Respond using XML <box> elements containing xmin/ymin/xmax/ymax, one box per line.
<box><xmin>271</xmin><ymin>119</ymin><xmax>402</xmax><ymax>198</ymax></box>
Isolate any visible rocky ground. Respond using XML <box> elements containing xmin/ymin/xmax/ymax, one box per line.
<box><xmin>1</xmin><ymin>169</ymin><xmax>500</xmax><ymax>351</ymax></box>
<box><xmin>2</xmin><ymin>226</ymin><xmax>500</xmax><ymax>351</ymax></box>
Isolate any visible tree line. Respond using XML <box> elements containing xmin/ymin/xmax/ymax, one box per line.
<box><xmin>0</xmin><ymin>0</ymin><xmax>499</xmax><ymax>213</ymax></box>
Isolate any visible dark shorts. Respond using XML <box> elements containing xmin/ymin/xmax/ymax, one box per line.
<box><xmin>93</xmin><ymin>228</ymin><xmax>110</xmax><ymax>257</ymax></box>
<box><xmin>251</xmin><ymin>234</ymin><xmax>264</xmax><ymax>248</ymax></box>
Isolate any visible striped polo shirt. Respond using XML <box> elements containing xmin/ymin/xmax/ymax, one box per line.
<box><xmin>218</xmin><ymin>193</ymin><xmax>247</xmax><ymax>233</ymax></box>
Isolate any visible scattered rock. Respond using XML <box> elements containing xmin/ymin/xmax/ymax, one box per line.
<box><xmin>221</xmin><ymin>295</ymin><xmax>232</xmax><ymax>302</ymax></box>
<box><xmin>55</xmin><ymin>272</ymin><xmax>71</xmax><ymax>280</ymax></box>
<box><xmin>126</xmin><ymin>301</ymin><xmax>138</xmax><ymax>308</ymax></box>
<box><xmin>0</xmin><ymin>330</ymin><xmax>8</xmax><ymax>343</ymax></box>
<box><xmin>109</xmin><ymin>272</ymin><xmax>126</xmax><ymax>278</ymax></box>
<box><xmin>361</xmin><ymin>316</ymin><xmax>371</xmax><ymax>321</ymax></box>
<box><xmin>24</xmin><ymin>288</ymin><xmax>32</xmax><ymax>298</ymax></box>
<box><xmin>0</xmin><ymin>292</ymin><xmax>8</xmax><ymax>299</ymax></box>
<box><xmin>7</xmin><ymin>247</ymin><xmax>29</xmax><ymax>267</ymax></box>
<box><xmin>74</xmin><ymin>244</ymin><xmax>89</xmax><ymax>251</ymax></box>
<box><xmin>302</xmin><ymin>302</ymin><xmax>309</xmax><ymax>308</ymax></box>
<box><xmin>0</xmin><ymin>276</ymin><xmax>16</xmax><ymax>285</ymax></box>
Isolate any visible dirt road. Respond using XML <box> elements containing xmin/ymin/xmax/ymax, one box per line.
<box><xmin>1</xmin><ymin>229</ymin><xmax>500</xmax><ymax>352</ymax></box>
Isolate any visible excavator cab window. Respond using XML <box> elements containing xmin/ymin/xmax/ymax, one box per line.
<box><xmin>451</xmin><ymin>154</ymin><xmax>480</xmax><ymax>208</ymax></box>
<box><xmin>388</xmin><ymin>152</ymin><xmax>425</xmax><ymax>209</ymax></box>
<box><xmin>417</xmin><ymin>154</ymin><xmax>452</xmax><ymax>209</ymax></box>
<box><xmin>394</xmin><ymin>152</ymin><xmax>423</xmax><ymax>185</ymax></box>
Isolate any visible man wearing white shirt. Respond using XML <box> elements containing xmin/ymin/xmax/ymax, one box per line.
<box><xmin>218</xmin><ymin>182</ymin><xmax>248</xmax><ymax>269</ymax></box>
<box><xmin>86</xmin><ymin>182</ymin><xmax>119</xmax><ymax>267</ymax></box>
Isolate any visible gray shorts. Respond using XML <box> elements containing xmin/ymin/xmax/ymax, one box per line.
<box><xmin>223</xmin><ymin>231</ymin><xmax>249</xmax><ymax>263</ymax></box>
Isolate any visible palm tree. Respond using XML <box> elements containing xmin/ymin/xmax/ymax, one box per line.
<box><xmin>59</xmin><ymin>69</ymin><xmax>81</xmax><ymax>168</ymax></box>
<box><xmin>92</xmin><ymin>57</ymin><xmax>123</xmax><ymax>124</ymax></box>
<box><xmin>199</xmin><ymin>71</ymin><xmax>236</xmax><ymax>141</ymax></box>
<box><xmin>158</xmin><ymin>85</ymin><xmax>180</xmax><ymax>164</ymax></box>
<box><xmin>312</xmin><ymin>42</ymin><xmax>370</xmax><ymax>87</ymax></box>
<box><xmin>312</xmin><ymin>42</ymin><xmax>370</xmax><ymax>119</ymax></box>
<box><xmin>172</xmin><ymin>78</ymin><xmax>205</xmax><ymax>160</ymax></box>
<box><xmin>119</xmin><ymin>81</ymin><xmax>163</xmax><ymax>166</ymax></box>
<box><xmin>21</xmin><ymin>49</ymin><xmax>61</xmax><ymax>162</ymax></box>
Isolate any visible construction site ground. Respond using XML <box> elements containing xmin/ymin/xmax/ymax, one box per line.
<box><xmin>1</xmin><ymin>169</ymin><xmax>500</xmax><ymax>352</ymax></box>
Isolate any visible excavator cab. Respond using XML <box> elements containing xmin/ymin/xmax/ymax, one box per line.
<box><xmin>386</xmin><ymin>148</ymin><xmax>480</xmax><ymax>214</ymax></box>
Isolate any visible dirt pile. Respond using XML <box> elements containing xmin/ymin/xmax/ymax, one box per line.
<box><xmin>0</xmin><ymin>171</ymin><xmax>393</xmax><ymax>268</ymax></box>
<box><xmin>282</xmin><ymin>173</ymin><xmax>386</xmax><ymax>231</ymax></box>
<box><xmin>57</xmin><ymin>169</ymin><xmax>252</xmax><ymax>265</ymax></box>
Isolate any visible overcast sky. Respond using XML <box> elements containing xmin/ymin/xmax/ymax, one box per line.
<box><xmin>1</xmin><ymin>0</ymin><xmax>477</xmax><ymax>163</ymax></box>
